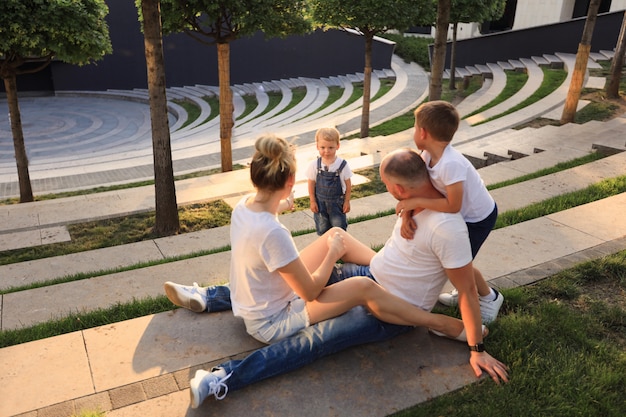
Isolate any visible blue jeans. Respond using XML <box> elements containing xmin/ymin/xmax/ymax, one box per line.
<box><xmin>314</xmin><ymin>196</ymin><xmax>347</xmax><ymax>235</ymax></box>
<box><xmin>206</xmin><ymin>264</ymin><xmax>410</xmax><ymax>392</ymax></box>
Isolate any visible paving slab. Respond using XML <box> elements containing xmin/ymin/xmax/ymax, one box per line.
<box><xmin>0</xmin><ymin>240</ymin><xmax>165</xmax><ymax>291</ymax></box>
<box><xmin>0</xmin><ymin>226</ymin><xmax>69</xmax><ymax>251</ymax></box>
<box><xmin>83</xmin><ymin>310</ymin><xmax>262</xmax><ymax>392</ymax></box>
<box><xmin>0</xmin><ymin>332</ymin><xmax>94</xmax><ymax>417</ymax></box>
<box><xmin>547</xmin><ymin>192</ymin><xmax>626</xmax><ymax>241</ymax></box>
<box><xmin>475</xmin><ymin>216</ymin><xmax>606</xmax><ymax>280</ymax></box>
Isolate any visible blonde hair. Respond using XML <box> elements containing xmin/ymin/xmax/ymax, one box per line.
<box><xmin>413</xmin><ymin>100</ymin><xmax>459</xmax><ymax>143</ymax></box>
<box><xmin>315</xmin><ymin>127</ymin><xmax>341</xmax><ymax>145</ymax></box>
<box><xmin>250</xmin><ymin>134</ymin><xmax>297</xmax><ymax>191</ymax></box>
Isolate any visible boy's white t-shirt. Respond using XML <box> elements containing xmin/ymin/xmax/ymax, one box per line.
<box><xmin>229</xmin><ymin>196</ymin><xmax>300</xmax><ymax>321</ymax></box>
<box><xmin>305</xmin><ymin>157</ymin><xmax>353</xmax><ymax>194</ymax></box>
<box><xmin>421</xmin><ymin>146</ymin><xmax>495</xmax><ymax>223</ymax></box>
<box><xmin>370</xmin><ymin>209</ymin><xmax>472</xmax><ymax>312</ymax></box>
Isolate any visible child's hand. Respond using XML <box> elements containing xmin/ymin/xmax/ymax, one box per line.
<box><xmin>327</xmin><ymin>231</ymin><xmax>346</xmax><ymax>259</ymax></box>
<box><xmin>343</xmin><ymin>200</ymin><xmax>351</xmax><ymax>213</ymax></box>
<box><xmin>395</xmin><ymin>200</ymin><xmax>406</xmax><ymax>216</ymax></box>
<box><xmin>281</xmin><ymin>191</ymin><xmax>295</xmax><ymax>212</ymax></box>
<box><xmin>400</xmin><ymin>210</ymin><xmax>417</xmax><ymax>240</ymax></box>
<box><xmin>310</xmin><ymin>200</ymin><xmax>319</xmax><ymax>213</ymax></box>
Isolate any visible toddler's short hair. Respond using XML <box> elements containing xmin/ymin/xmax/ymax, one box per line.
<box><xmin>315</xmin><ymin>127</ymin><xmax>341</xmax><ymax>145</ymax></box>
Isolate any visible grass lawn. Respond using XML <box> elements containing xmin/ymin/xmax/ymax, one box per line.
<box><xmin>395</xmin><ymin>250</ymin><xmax>626</xmax><ymax>417</ymax></box>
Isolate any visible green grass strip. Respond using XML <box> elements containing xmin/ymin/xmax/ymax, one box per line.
<box><xmin>495</xmin><ymin>175</ymin><xmax>626</xmax><ymax>228</ymax></box>
<box><xmin>395</xmin><ymin>250</ymin><xmax>626</xmax><ymax>417</ymax></box>
<box><xmin>487</xmin><ymin>152</ymin><xmax>606</xmax><ymax>190</ymax></box>
<box><xmin>472</xmin><ymin>68</ymin><xmax>567</xmax><ymax>126</ymax></box>
<box><xmin>463</xmin><ymin>71</ymin><xmax>529</xmax><ymax>119</ymax></box>
<box><xmin>236</xmin><ymin>95</ymin><xmax>259</xmax><ymax>120</ymax></box>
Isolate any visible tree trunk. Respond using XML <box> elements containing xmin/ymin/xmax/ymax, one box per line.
<box><xmin>141</xmin><ymin>0</ymin><xmax>179</xmax><ymax>235</ymax></box>
<box><xmin>4</xmin><ymin>75</ymin><xmax>34</xmax><ymax>202</ymax></box>
<box><xmin>606</xmin><ymin>11</ymin><xmax>626</xmax><ymax>99</ymax></box>
<box><xmin>561</xmin><ymin>0</ymin><xmax>601</xmax><ymax>124</ymax></box>
<box><xmin>430</xmin><ymin>0</ymin><xmax>451</xmax><ymax>101</ymax></box>
<box><xmin>360</xmin><ymin>33</ymin><xmax>373</xmax><ymax>138</ymax></box>
<box><xmin>448</xmin><ymin>21</ymin><xmax>458</xmax><ymax>91</ymax></box>
<box><xmin>217</xmin><ymin>42</ymin><xmax>233</xmax><ymax>172</ymax></box>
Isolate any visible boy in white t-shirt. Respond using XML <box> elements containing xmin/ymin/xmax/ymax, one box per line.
<box><xmin>395</xmin><ymin>101</ymin><xmax>503</xmax><ymax>323</ymax></box>
<box><xmin>306</xmin><ymin>127</ymin><xmax>352</xmax><ymax>235</ymax></box>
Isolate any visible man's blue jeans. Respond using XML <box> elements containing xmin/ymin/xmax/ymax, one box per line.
<box><xmin>205</xmin><ymin>264</ymin><xmax>411</xmax><ymax>392</ymax></box>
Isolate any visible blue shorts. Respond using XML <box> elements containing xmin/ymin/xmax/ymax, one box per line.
<box><xmin>243</xmin><ymin>298</ymin><xmax>310</xmax><ymax>344</ymax></box>
<box><xmin>243</xmin><ymin>263</ymin><xmax>374</xmax><ymax>344</ymax></box>
<box><xmin>467</xmin><ymin>203</ymin><xmax>498</xmax><ymax>258</ymax></box>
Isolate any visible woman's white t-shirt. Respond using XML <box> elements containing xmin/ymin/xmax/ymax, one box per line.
<box><xmin>422</xmin><ymin>146</ymin><xmax>495</xmax><ymax>223</ymax></box>
<box><xmin>230</xmin><ymin>196</ymin><xmax>300</xmax><ymax>321</ymax></box>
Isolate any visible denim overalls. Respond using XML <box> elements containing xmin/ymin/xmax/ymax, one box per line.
<box><xmin>313</xmin><ymin>157</ymin><xmax>348</xmax><ymax>235</ymax></box>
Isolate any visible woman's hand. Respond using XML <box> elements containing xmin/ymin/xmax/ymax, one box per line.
<box><xmin>327</xmin><ymin>231</ymin><xmax>347</xmax><ymax>259</ymax></box>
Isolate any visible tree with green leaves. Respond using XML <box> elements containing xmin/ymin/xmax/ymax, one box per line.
<box><xmin>311</xmin><ymin>0</ymin><xmax>435</xmax><ymax>138</ymax></box>
<box><xmin>448</xmin><ymin>0</ymin><xmax>506</xmax><ymax>90</ymax></box>
<box><xmin>138</xmin><ymin>0</ymin><xmax>180</xmax><ymax>235</ymax></box>
<box><xmin>157</xmin><ymin>0</ymin><xmax>311</xmax><ymax>172</ymax></box>
<box><xmin>0</xmin><ymin>0</ymin><xmax>112</xmax><ymax>203</ymax></box>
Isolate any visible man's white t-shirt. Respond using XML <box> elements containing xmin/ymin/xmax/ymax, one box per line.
<box><xmin>370</xmin><ymin>209</ymin><xmax>472</xmax><ymax>312</ymax></box>
<box><xmin>305</xmin><ymin>157</ymin><xmax>353</xmax><ymax>194</ymax></box>
<box><xmin>422</xmin><ymin>146</ymin><xmax>495</xmax><ymax>223</ymax></box>
<box><xmin>230</xmin><ymin>196</ymin><xmax>300</xmax><ymax>321</ymax></box>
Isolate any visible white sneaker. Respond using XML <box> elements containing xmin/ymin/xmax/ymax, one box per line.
<box><xmin>480</xmin><ymin>289</ymin><xmax>504</xmax><ymax>324</ymax></box>
<box><xmin>438</xmin><ymin>289</ymin><xmax>459</xmax><ymax>306</ymax></box>
<box><xmin>189</xmin><ymin>368</ymin><xmax>233</xmax><ymax>408</ymax></box>
<box><xmin>164</xmin><ymin>281</ymin><xmax>207</xmax><ymax>313</ymax></box>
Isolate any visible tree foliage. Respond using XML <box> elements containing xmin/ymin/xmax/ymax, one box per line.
<box><xmin>311</xmin><ymin>0</ymin><xmax>433</xmax><ymax>34</ymax></box>
<box><xmin>449</xmin><ymin>0</ymin><xmax>505</xmax><ymax>25</ymax></box>
<box><xmin>310</xmin><ymin>0</ymin><xmax>435</xmax><ymax>137</ymax></box>
<box><xmin>0</xmin><ymin>0</ymin><xmax>111</xmax><ymax>74</ymax></box>
<box><xmin>0</xmin><ymin>0</ymin><xmax>112</xmax><ymax>203</ymax></box>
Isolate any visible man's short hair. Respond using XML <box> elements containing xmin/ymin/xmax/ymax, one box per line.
<box><xmin>382</xmin><ymin>148</ymin><xmax>429</xmax><ymax>187</ymax></box>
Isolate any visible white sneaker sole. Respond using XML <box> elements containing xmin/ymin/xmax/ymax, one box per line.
<box><xmin>189</xmin><ymin>370</ymin><xmax>209</xmax><ymax>409</ymax></box>
<box><xmin>164</xmin><ymin>282</ymin><xmax>205</xmax><ymax>313</ymax></box>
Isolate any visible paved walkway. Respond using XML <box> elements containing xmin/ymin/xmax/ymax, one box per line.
<box><xmin>1</xmin><ymin>52</ymin><xmax>626</xmax><ymax>417</ymax></box>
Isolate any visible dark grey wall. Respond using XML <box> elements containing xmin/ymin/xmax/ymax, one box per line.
<box><xmin>8</xmin><ymin>0</ymin><xmax>394</xmax><ymax>93</ymax></box>
<box><xmin>431</xmin><ymin>11</ymin><xmax>624</xmax><ymax>69</ymax></box>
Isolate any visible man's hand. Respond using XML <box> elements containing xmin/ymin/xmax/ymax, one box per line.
<box><xmin>310</xmin><ymin>200</ymin><xmax>319</xmax><ymax>213</ymax></box>
<box><xmin>469</xmin><ymin>351</ymin><xmax>509</xmax><ymax>384</ymax></box>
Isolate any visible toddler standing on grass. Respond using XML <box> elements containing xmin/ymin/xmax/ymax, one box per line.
<box><xmin>396</xmin><ymin>100</ymin><xmax>504</xmax><ymax>323</ymax></box>
<box><xmin>306</xmin><ymin>127</ymin><xmax>352</xmax><ymax>235</ymax></box>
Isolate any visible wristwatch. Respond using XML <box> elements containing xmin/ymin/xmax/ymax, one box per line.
<box><xmin>468</xmin><ymin>342</ymin><xmax>485</xmax><ymax>352</ymax></box>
